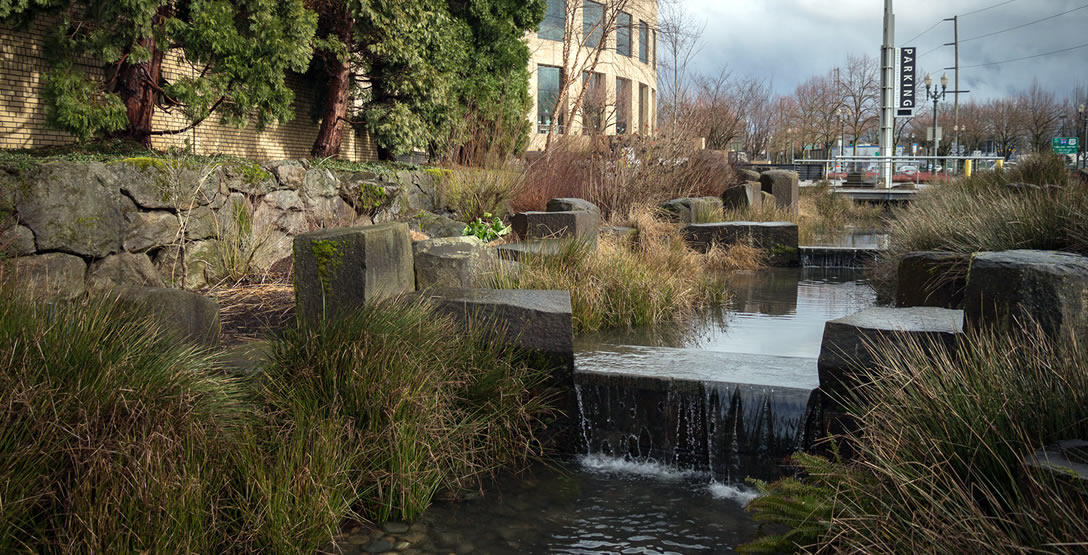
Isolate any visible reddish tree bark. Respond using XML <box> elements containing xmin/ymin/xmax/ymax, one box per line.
<box><xmin>113</xmin><ymin>36</ymin><xmax>164</xmax><ymax>147</ymax></box>
<box><xmin>311</xmin><ymin>7</ymin><xmax>354</xmax><ymax>158</ymax></box>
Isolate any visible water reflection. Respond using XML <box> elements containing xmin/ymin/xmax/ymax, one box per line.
<box><xmin>578</xmin><ymin>268</ymin><xmax>878</xmax><ymax>359</ymax></box>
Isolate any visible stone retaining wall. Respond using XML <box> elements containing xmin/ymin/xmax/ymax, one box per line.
<box><xmin>0</xmin><ymin>159</ymin><xmax>448</xmax><ymax>294</ymax></box>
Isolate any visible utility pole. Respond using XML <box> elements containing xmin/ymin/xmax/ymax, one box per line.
<box><xmin>879</xmin><ymin>0</ymin><xmax>895</xmax><ymax>189</ymax></box>
<box><xmin>944</xmin><ymin>15</ymin><xmax>960</xmax><ymax>171</ymax></box>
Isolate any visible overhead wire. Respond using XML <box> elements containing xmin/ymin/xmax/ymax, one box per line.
<box><xmin>957</xmin><ymin>0</ymin><xmax>1018</xmax><ymax>17</ymax></box>
<box><xmin>960</xmin><ymin>2</ymin><xmax>1088</xmax><ymax>43</ymax></box>
<box><xmin>960</xmin><ymin>41</ymin><xmax>1088</xmax><ymax>68</ymax></box>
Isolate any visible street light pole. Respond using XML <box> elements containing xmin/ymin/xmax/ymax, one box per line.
<box><xmin>925</xmin><ymin>73</ymin><xmax>948</xmax><ymax>174</ymax></box>
<box><xmin>1080</xmin><ymin>103</ymin><xmax>1086</xmax><ymax>169</ymax></box>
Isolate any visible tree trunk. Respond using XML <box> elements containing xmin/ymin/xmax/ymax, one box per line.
<box><xmin>114</xmin><ymin>35</ymin><xmax>164</xmax><ymax>147</ymax></box>
<box><xmin>311</xmin><ymin>9</ymin><xmax>354</xmax><ymax>158</ymax></box>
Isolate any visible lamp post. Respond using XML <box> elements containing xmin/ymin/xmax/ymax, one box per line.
<box><xmin>1079</xmin><ymin>103</ymin><xmax>1086</xmax><ymax>169</ymax></box>
<box><xmin>924</xmin><ymin>73</ymin><xmax>948</xmax><ymax>173</ymax></box>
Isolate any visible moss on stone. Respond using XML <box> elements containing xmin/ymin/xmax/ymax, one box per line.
<box><xmin>237</xmin><ymin>162</ymin><xmax>272</xmax><ymax>185</ymax></box>
<box><xmin>311</xmin><ymin>239</ymin><xmax>345</xmax><ymax>293</ymax></box>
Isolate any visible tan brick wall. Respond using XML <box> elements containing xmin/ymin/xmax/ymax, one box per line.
<box><xmin>0</xmin><ymin>20</ymin><xmax>378</xmax><ymax>162</ymax></box>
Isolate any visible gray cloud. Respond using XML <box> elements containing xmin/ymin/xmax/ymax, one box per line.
<box><xmin>680</xmin><ymin>0</ymin><xmax>1087</xmax><ymax>101</ymax></box>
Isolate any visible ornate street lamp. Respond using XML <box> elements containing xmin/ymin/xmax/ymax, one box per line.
<box><xmin>925</xmin><ymin>73</ymin><xmax>948</xmax><ymax>173</ymax></box>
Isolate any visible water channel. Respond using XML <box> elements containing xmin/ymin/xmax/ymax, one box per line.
<box><xmin>335</xmin><ymin>267</ymin><xmax>877</xmax><ymax>554</ymax></box>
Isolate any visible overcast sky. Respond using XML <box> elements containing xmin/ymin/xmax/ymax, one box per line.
<box><xmin>680</xmin><ymin>0</ymin><xmax>1087</xmax><ymax>103</ymax></box>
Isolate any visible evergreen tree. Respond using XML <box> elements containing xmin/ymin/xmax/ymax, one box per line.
<box><xmin>0</xmin><ymin>0</ymin><xmax>317</xmax><ymax>146</ymax></box>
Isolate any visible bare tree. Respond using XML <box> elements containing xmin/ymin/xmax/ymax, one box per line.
<box><xmin>657</xmin><ymin>0</ymin><xmax>705</xmax><ymax>131</ymax></box>
<box><xmin>987</xmin><ymin>98</ymin><xmax>1026</xmax><ymax>159</ymax></box>
<box><xmin>544</xmin><ymin>0</ymin><xmax>637</xmax><ymax>150</ymax></box>
<box><xmin>840</xmin><ymin>54</ymin><xmax>879</xmax><ymax>164</ymax></box>
<box><xmin>1020</xmin><ymin>78</ymin><xmax>1065</xmax><ymax>153</ymax></box>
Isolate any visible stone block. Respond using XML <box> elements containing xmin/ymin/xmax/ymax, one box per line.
<box><xmin>496</xmin><ymin>239</ymin><xmax>566</xmax><ymax>262</ymax></box>
<box><xmin>0</xmin><ymin>253</ymin><xmax>87</xmax><ymax>301</ymax></box>
<box><xmin>682</xmin><ymin>222</ymin><xmax>800</xmax><ymax>266</ymax></box>
<box><xmin>736</xmin><ymin>168</ymin><xmax>762</xmax><ymax>182</ymax></box>
<box><xmin>115</xmin><ymin>286</ymin><xmax>220</xmax><ymax>347</ymax></box>
<box><xmin>964</xmin><ymin>250</ymin><xmax>1088</xmax><ymax>340</ymax></box>
<box><xmin>721</xmin><ymin>182</ymin><xmax>762</xmax><ymax>211</ymax></box>
<box><xmin>124</xmin><ymin>210</ymin><xmax>179</xmax><ymax>252</ymax></box>
<box><xmin>265</xmin><ymin>160</ymin><xmax>307</xmax><ymax>190</ymax></box>
<box><xmin>153</xmin><ymin>240</ymin><xmax>218</xmax><ymax>290</ymax></box>
<box><xmin>0</xmin><ymin>225</ymin><xmax>35</xmax><ymax>257</ymax></box>
<box><xmin>759</xmin><ymin>170</ymin><xmax>800</xmax><ymax>215</ymax></box>
<box><xmin>510</xmin><ymin>210</ymin><xmax>598</xmax><ymax>242</ymax></box>
<box><xmin>413</xmin><ymin>236</ymin><xmax>498</xmax><ymax>290</ymax></box>
<box><xmin>661</xmin><ymin>197</ymin><xmax>724</xmax><ymax>223</ymax></box>
<box><xmin>409</xmin><ymin>212</ymin><xmax>466</xmax><ymax>239</ymax></box>
<box><xmin>293</xmin><ymin>223</ymin><xmax>414</xmax><ymax>323</ymax></box>
<box><xmin>87</xmin><ymin>252</ymin><xmax>165</xmax><ymax>292</ymax></box>
<box><xmin>117</xmin><ymin>161</ymin><xmax>216</xmax><ymax>209</ymax></box>
<box><xmin>896</xmin><ymin>251</ymin><xmax>970</xmax><ymax>308</ymax></box>
<box><xmin>600</xmin><ymin>225</ymin><xmax>638</xmax><ymax>244</ymax></box>
<box><xmin>16</xmin><ymin>162</ymin><xmax>125</xmax><ymax>257</ymax></box>
<box><xmin>418</xmin><ymin>288</ymin><xmax>574</xmax><ymax>373</ymax></box>
<box><xmin>817</xmin><ymin>307</ymin><xmax>964</xmax><ymax>405</ymax></box>
<box><xmin>546</xmin><ymin>197</ymin><xmax>601</xmax><ymax>218</ymax></box>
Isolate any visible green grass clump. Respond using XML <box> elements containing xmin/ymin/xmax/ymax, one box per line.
<box><xmin>744</xmin><ymin>321</ymin><xmax>1088</xmax><ymax>552</ymax></box>
<box><xmin>871</xmin><ymin>152</ymin><xmax>1088</xmax><ymax>295</ymax></box>
<box><xmin>438</xmin><ymin>165</ymin><xmax>525</xmax><ymax>222</ymax></box>
<box><xmin>0</xmin><ymin>288</ymin><xmax>552</xmax><ymax>550</ymax></box>
<box><xmin>0</xmin><ymin>290</ymin><xmax>247</xmax><ymax>552</ymax></box>
<box><xmin>260</xmin><ymin>298</ymin><xmax>551</xmax><ymax>523</ymax></box>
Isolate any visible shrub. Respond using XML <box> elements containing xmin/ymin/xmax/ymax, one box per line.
<box><xmin>745</xmin><ymin>320</ymin><xmax>1088</xmax><ymax>552</ymax></box>
<box><xmin>462</xmin><ymin>212</ymin><xmax>511</xmax><ymax>243</ymax></box>
<box><xmin>438</xmin><ymin>164</ymin><xmax>525</xmax><ymax>222</ymax></box>
<box><xmin>514</xmin><ymin>137</ymin><xmax>731</xmax><ymax>221</ymax></box>
<box><xmin>260</xmin><ymin>298</ymin><xmax>551</xmax><ymax>523</ymax></box>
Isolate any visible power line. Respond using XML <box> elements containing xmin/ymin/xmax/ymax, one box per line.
<box><xmin>960</xmin><ymin>41</ymin><xmax>1088</xmax><ymax>69</ymax></box>
<box><xmin>958</xmin><ymin>0</ymin><xmax>1017</xmax><ymax>18</ymax></box>
<box><xmin>905</xmin><ymin>19</ymin><xmax>944</xmax><ymax>44</ymax></box>
<box><xmin>961</xmin><ymin>2</ymin><xmax>1088</xmax><ymax>43</ymax></box>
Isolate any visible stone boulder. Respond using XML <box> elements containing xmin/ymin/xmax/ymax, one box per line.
<box><xmin>409</xmin><ymin>212</ymin><xmax>465</xmax><ymax>239</ymax></box>
<box><xmin>266</xmin><ymin>160</ymin><xmax>307</xmax><ymax>190</ymax></box>
<box><xmin>116</xmin><ymin>160</ymin><xmax>216</xmax><ymax>210</ymax></box>
<box><xmin>300</xmin><ymin>168</ymin><xmax>340</xmax><ymax>201</ymax></box>
<box><xmin>154</xmin><ymin>240</ymin><xmax>218</xmax><ymax>290</ymax></box>
<box><xmin>124</xmin><ymin>210</ymin><xmax>179</xmax><ymax>252</ymax></box>
<box><xmin>759</xmin><ymin>170</ymin><xmax>800</xmax><ymax>215</ymax></box>
<box><xmin>0</xmin><ymin>252</ymin><xmax>87</xmax><ymax>300</ymax></box>
<box><xmin>661</xmin><ymin>197</ymin><xmax>724</xmax><ymax>223</ymax></box>
<box><xmin>895</xmin><ymin>251</ymin><xmax>970</xmax><ymax>308</ymax></box>
<box><xmin>115</xmin><ymin>286</ymin><xmax>220</xmax><ymax>347</ymax></box>
<box><xmin>818</xmin><ymin>307</ymin><xmax>964</xmax><ymax>406</ymax></box>
<box><xmin>546</xmin><ymin>198</ymin><xmax>601</xmax><ymax>218</ymax></box>
<box><xmin>219</xmin><ymin>162</ymin><xmax>277</xmax><ymax>196</ymax></box>
<box><xmin>721</xmin><ymin>182</ymin><xmax>762</xmax><ymax>211</ymax></box>
<box><xmin>964</xmin><ymin>250</ymin><xmax>1088</xmax><ymax>340</ymax></box>
<box><xmin>682</xmin><ymin>222</ymin><xmax>799</xmax><ymax>266</ymax></box>
<box><xmin>16</xmin><ymin>162</ymin><xmax>125</xmax><ymax>257</ymax></box>
<box><xmin>510</xmin><ymin>210</ymin><xmax>598</xmax><ymax>243</ymax></box>
<box><xmin>87</xmin><ymin>252</ymin><xmax>165</xmax><ymax>292</ymax></box>
<box><xmin>413</xmin><ymin>236</ymin><xmax>498</xmax><ymax>290</ymax></box>
<box><xmin>0</xmin><ymin>225</ymin><xmax>35</xmax><ymax>257</ymax></box>
<box><xmin>293</xmin><ymin>223</ymin><xmax>414</xmax><ymax>323</ymax></box>
<box><xmin>418</xmin><ymin>288</ymin><xmax>574</xmax><ymax>373</ymax></box>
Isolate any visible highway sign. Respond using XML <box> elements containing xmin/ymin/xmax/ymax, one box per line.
<box><xmin>1053</xmin><ymin>137</ymin><xmax>1079</xmax><ymax>154</ymax></box>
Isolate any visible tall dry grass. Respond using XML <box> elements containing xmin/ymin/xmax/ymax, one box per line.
<box><xmin>745</xmin><ymin>320</ymin><xmax>1088</xmax><ymax>553</ymax></box>
<box><xmin>488</xmin><ymin>207</ymin><xmax>745</xmax><ymax>333</ymax></box>
<box><xmin>870</xmin><ymin>153</ymin><xmax>1088</xmax><ymax>296</ymax></box>
<box><xmin>515</xmin><ymin>137</ymin><xmax>733</xmax><ymax>220</ymax></box>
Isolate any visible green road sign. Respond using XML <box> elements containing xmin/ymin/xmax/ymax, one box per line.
<box><xmin>1052</xmin><ymin>137</ymin><xmax>1079</xmax><ymax>154</ymax></box>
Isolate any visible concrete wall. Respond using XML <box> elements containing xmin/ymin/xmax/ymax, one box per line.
<box><xmin>526</xmin><ymin>0</ymin><xmax>658</xmax><ymax>151</ymax></box>
<box><xmin>0</xmin><ymin>19</ymin><xmax>379</xmax><ymax>162</ymax></box>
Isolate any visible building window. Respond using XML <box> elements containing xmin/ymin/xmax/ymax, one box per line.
<box><xmin>584</xmin><ymin>1</ymin><xmax>604</xmax><ymax>48</ymax></box>
<box><xmin>582</xmin><ymin>72</ymin><xmax>606</xmax><ymax>135</ymax></box>
<box><xmin>638</xmin><ymin>20</ymin><xmax>648</xmax><ymax>63</ymax></box>
<box><xmin>616</xmin><ymin>12</ymin><xmax>632</xmax><ymax>56</ymax></box>
<box><xmin>639</xmin><ymin>83</ymin><xmax>648</xmax><ymax>134</ymax></box>
<box><xmin>652</xmin><ymin>29</ymin><xmax>657</xmax><ymax>66</ymax></box>
<box><xmin>538</xmin><ymin>65</ymin><xmax>563</xmax><ymax>134</ymax></box>
<box><xmin>616</xmin><ymin>77</ymin><xmax>631</xmax><ymax>135</ymax></box>
<box><xmin>539</xmin><ymin>0</ymin><xmax>564</xmax><ymax>41</ymax></box>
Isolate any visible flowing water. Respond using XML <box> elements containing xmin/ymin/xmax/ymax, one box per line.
<box><xmin>334</xmin><ymin>268</ymin><xmax>877</xmax><ymax>554</ymax></box>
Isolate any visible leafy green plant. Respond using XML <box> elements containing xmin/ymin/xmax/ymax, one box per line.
<box><xmin>462</xmin><ymin>212</ymin><xmax>510</xmax><ymax>242</ymax></box>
